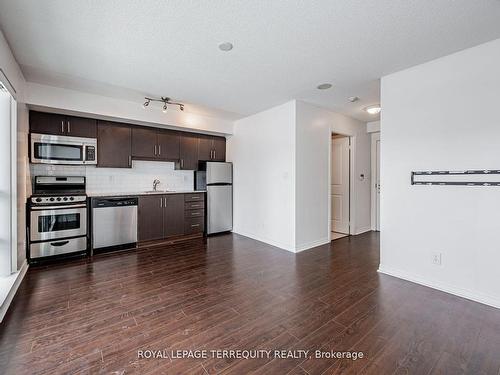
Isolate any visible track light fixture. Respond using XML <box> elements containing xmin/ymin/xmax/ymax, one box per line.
<box><xmin>141</xmin><ymin>96</ymin><xmax>185</xmax><ymax>112</ymax></box>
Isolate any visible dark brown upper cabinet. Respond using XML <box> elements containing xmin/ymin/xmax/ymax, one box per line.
<box><xmin>157</xmin><ymin>130</ymin><xmax>180</xmax><ymax>161</ymax></box>
<box><xmin>65</xmin><ymin>115</ymin><xmax>97</xmax><ymax>138</ymax></box>
<box><xmin>197</xmin><ymin>135</ymin><xmax>213</xmax><ymax>161</ymax></box>
<box><xmin>131</xmin><ymin>128</ymin><xmax>180</xmax><ymax>161</ymax></box>
<box><xmin>212</xmin><ymin>137</ymin><xmax>226</xmax><ymax>161</ymax></box>
<box><xmin>29</xmin><ymin>111</ymin><xmax>96</xmax><ymax>138</ymax></box>
<box><xmin>132</xmin><ymin>127</ymin><xmax>157</xmax><ymax>159</ymax></box>
<box><xmin>138</xmin><ymin>195</ymin><xmax>164</xmax><ymax>241</ymax></box>
<box><xmin>30</xmin><ymin>111</ymin><xmax>67</xmax><ymax>136</ymax></box>
<box><xmin>179</xmin><ymin>134</ymin><xmax>199</xmax><ymax>170</ymax></box>
<box><xmin>97</xmin><ymin>121</ymin><xmax>132</xmax><ymax>168</ymax></box>
<box><xmin>197</xmin><ymin>135</ymin><xmax>226</xmax><ymax>162</ymax></box>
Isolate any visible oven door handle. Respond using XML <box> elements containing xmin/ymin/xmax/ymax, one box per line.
<box><xmin>50</xmin><ymin>240</ymin><xmax>70</xmax><ymax>247</ymax></box>
<box><xmin>31</xmin><ymin>204</ymin><xmax>87</xmax><ymax>210</ymax></box>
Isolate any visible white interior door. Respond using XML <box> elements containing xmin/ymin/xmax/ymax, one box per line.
<box><xmin>331</xmin><ymin>136</ymin><xmax>350</xmax><ymax>234</ymax></box>
<box><xmin>375</xmin><ymin>139</ymin><xmax>381</xmax><ymax>231</ymax></box>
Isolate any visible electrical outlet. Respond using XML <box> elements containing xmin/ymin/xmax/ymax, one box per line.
<box><xmin>432</xmin><ymin>252</ymin><xmax>442</xmax><ymax>266</ymax></box>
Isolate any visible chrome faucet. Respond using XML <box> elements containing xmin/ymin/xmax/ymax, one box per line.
<box><xmin>153</xmin><ymin>179</ymin><xmax>161</xmax><ymax>191</ymax></box>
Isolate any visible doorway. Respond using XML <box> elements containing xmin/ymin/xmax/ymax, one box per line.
<box><xmin>371</xmin><ymin>132</ymin><xmax>380</xmax><ymax>231</ymax></box>
<box><xmin>330</xmin><ymin>134</ymin><xmax>350</xmax><ymax>240</ymax></box>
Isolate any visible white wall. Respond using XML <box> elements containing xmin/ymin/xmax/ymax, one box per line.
<box><xmin>367</xmin><ymin>121</ymin><xmax>380</xmax><ymax>133</ymax></box>
<box><xmin>295</xmin><ymin>101</ymin><xmax>371</xmax><ymax>248</ymax></box>
<box><xmin>380</xmin><ymin>38</ymin><xmax>500</xmax><ymax>308</ymax></box>
<box><xmin>229</xmin><ymin>100</ymin><xmax>371</xmax><ymax>253</ymax></box>
<box><xmin>227</xmin><ymin>101</ymin><xmax>296</xmax><ymax>251</ymax></box>
<box><xmin>26</xmin><ymin>82</ymin><xmax>233</xmax><ymax>135</ymax></box>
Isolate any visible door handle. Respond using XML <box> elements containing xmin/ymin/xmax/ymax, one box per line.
<box><xmin>50</xmin><ymin>240</ymin><xmax>70</xmax><ymax>247</ymax></box>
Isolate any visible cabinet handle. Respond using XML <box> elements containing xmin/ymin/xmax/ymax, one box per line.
<box><xmin>191</xmin><ymin>224</ymin><xmax>200</xmax><ymax>227</ymax></box>
<box><xmin>158</xmin><ymin>145</ymin><xmax>161</xmax><ymax>156</ymax></box>
<box><xmin>164</xmin><ymin>197</ymin><xmax>167</xmax><ymax>206</ymax></box>
<box><xmin>61</xmin><ymin>120</ymin><xmax>64</xmax><ymax>133</ymax></box>
<box><xmin>160</xmin><ymin>197</ymin><xmax>162</xmax><ymax>208</ymax></box>
<box><xmin>50</xmin><ymin>240</ymin><xmax>70</xmax><ymax>247</ymax></box>
<box><xmin>67</xmin><ymin>120</ymin><xmax>71</xmax><ymax>133</ymax></box>
<box><xmin>154</xmin><ymin>145</ymin><xmax>157</xmax><ymax>156</ymax></box>
<box><xmin>181</xmin><ymin>159</ymin><xmax>184</xmax><ymax>168</ymax></box>
<box><xmin>214</xmin><ymin>150</ymin><xmax>216</xmax><ymax>159</ymax></box>
<box><xmin>128</xmin><ymin>155</ymin><xmax>132</xmax><ymax>167</ymax></box>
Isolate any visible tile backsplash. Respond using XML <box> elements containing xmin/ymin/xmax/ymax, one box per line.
<box><xmin>30</xmin><ymin>160</ymin><xmax>194</xmax><ymax>194</ymax></box>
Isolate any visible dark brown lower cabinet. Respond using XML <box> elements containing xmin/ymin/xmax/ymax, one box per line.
<box><xmin>138</xmin><ymin>195</ymin><xmax>164</xmax><ymax>241</ymax></box>
<box><xmin>163</xmin><ymin>195</ymin><xmax>185</xmax><ymax>237</ymax></box>
<box><xmin>138</xmin><ymin>193</ymin><xmax>205</xmax><ymax>242</ymax></box>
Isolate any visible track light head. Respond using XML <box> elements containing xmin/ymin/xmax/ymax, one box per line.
<box><xmin>142</xmin><ymin>99</ymin><xmax>150</xmax><ymax>109</ymax></box>
<box><xmin>162</xmin><ymin>103</ymin><xmax>168</xmax><ymax>113</ymax></box>
<box><xmin>180</xmin><ymin>104</ymin><xmax>184</xmax><ymax>111</ymax></box>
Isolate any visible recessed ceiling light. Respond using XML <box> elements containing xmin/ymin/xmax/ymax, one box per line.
<box><xmin>364</xmin><ymin>105</ymin><xmax>381</xmax><ymax>115</ymax></box>
<box><xmin>317</xmin><ymin>83</ymin><xmax>332</xmax><ymax>90</ymax></box>
<box><xmin>218</xmin><ymin>42</ymin><xmax>233</xmax><ymax>51</ymax></box>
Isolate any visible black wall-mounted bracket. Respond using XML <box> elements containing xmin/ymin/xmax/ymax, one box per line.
<box><xmin>411</xmin><ymin>169</ymin><xmax>500</xmax><ymax>186</ymax></box>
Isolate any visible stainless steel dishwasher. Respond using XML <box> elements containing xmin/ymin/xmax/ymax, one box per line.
<box><xmin>92</xmin><ymin>197</ymin><xmax>138</xmax><ymax>251</ymax></box>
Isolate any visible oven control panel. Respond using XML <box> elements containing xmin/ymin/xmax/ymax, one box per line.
<box><xmin>31</xmin><ymin>195</ymin><xmax>87</xmax><ymax>204</ymax></box>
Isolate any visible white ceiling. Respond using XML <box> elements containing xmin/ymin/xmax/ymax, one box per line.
<box><xmin>1</xmin><ymin>1</ymin><xmax>500</xmax><ymax>122</ymax></box>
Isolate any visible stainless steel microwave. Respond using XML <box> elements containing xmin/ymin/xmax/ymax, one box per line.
<box><xmin>30</xmin><ymin>133</ymin><xmax>97</xmax><ymax>165</ymax></box>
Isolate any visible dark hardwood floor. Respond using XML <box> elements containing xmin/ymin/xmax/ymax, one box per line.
<box><xmin>1</xmin><ymin>232</ymin><xmax>499</xmax><ymax>374</ymax></box>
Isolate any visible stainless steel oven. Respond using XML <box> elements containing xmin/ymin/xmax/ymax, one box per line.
<box><xmin>28</xmin><ymin>176</ymin><xmax>89</xmax><ymax>261</ymax></box>
<box><xmin>30</xmin><ymin>204</ymin><xmax>87</xmax><ymax>242</ymax></box>
<box><xmin>30</xmin><ymin>133</ymin><xmax>97</xmax><ymax>165</ymax></box>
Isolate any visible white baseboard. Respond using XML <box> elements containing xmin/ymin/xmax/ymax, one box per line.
<box><xmin>0</xmin><ymin>260</ymin><xmax>29</xmax><ymax>322</ymax></box>
<box><xmin>295</xmin><ymin>237</ymin><xmax>330</xmax><ymax>253</ymax></box>
<box><xmin>231</xmin><ymin>230</ymin><xmax>295</xmax><ymax>253</ymax></box>
<box><xmin>378</xmin><ymin>265</ymin><xmax>500</xmax><ymax>310</ymax></box>
<box><xmin>232</xmin><ymin>231</ymin><xmax>330</xmax><ymax>254</ymax></box>
<box><xmin>355</xmin><ymin>226</ymin><xmax>372</xmax><ymax>235</ymax></box>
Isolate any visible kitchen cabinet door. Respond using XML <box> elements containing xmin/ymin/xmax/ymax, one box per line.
<box><xmin>212</xmin><ymin>137</ymin><xmax>226</xmax><ymax>161</ymax></box>
<box><xmin>97</xmin><ymin>121</ymin><xmax>132</xmax><ymax>168</ymax></box>
<box><xmin>197</xmin><ymin>135</ymin><xmax>213</xmax><ymax>162</ymax></box>
<box><xmin>179</xmin><ymin>134</ymin><xmax>198</xmax><ymax>170</ymax></box>
<box><xmin>138</xmin><ymin>195</ymin><xmax>164</xmax><ymax>241</ymax></box>
<box><xmin>29</xmin><ymin>111</ymin><xmax>66</xmax><ymax>135</ymax></box>
<box><xmin>157</xmin><ymin>130</ymin><xmax>180</xmax><ymax>161</ymax></box>
<box><xmin>65</xmin><ymin>116</ymin><xmax>97</xmax><ymax>138</ymax></box>
<box><xmin>163</xmin><ymin>194</ymin><xmax>185</xmax><ymax>237</ymax></box>
<box><xmin>132</xmin><ymin>127</ymin><xmax>157</xmax><ymax>159</ymax></box>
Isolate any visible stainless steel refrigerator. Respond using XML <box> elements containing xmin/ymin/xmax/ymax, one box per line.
<box><xmin>196</xmin><ymin>162</ymin><xmax>233</xmax><ymax>234</ymax></box>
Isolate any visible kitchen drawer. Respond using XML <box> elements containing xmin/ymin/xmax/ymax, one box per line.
<box><xmin>184</xmin><ymin>193</ymin><xmax>204</xmax><ymax>202</ymax></box>
<box><xmin>185</xmin><ymin>217</ymin><xmax>204</xmax><ymax>234</ymax></box>
<box><xmin>30</xmin><ymin>236</ymin><xmax>87</xmax><ymax>259</ymax></box>
<box><xmin>185</xmin><ymin>209</ymin><xmax>204</xmax><ymax>218</ymax></box>
<box><xmin>185</xmin><ymin>200</ymin><xmax>205</xmax><ymax>210</ymax></box>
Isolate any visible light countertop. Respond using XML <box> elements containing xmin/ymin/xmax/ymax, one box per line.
<box><xmin>88</xmin><ymin>190</ymin><xmax>206</xmax><ymax>198</ymax></box>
